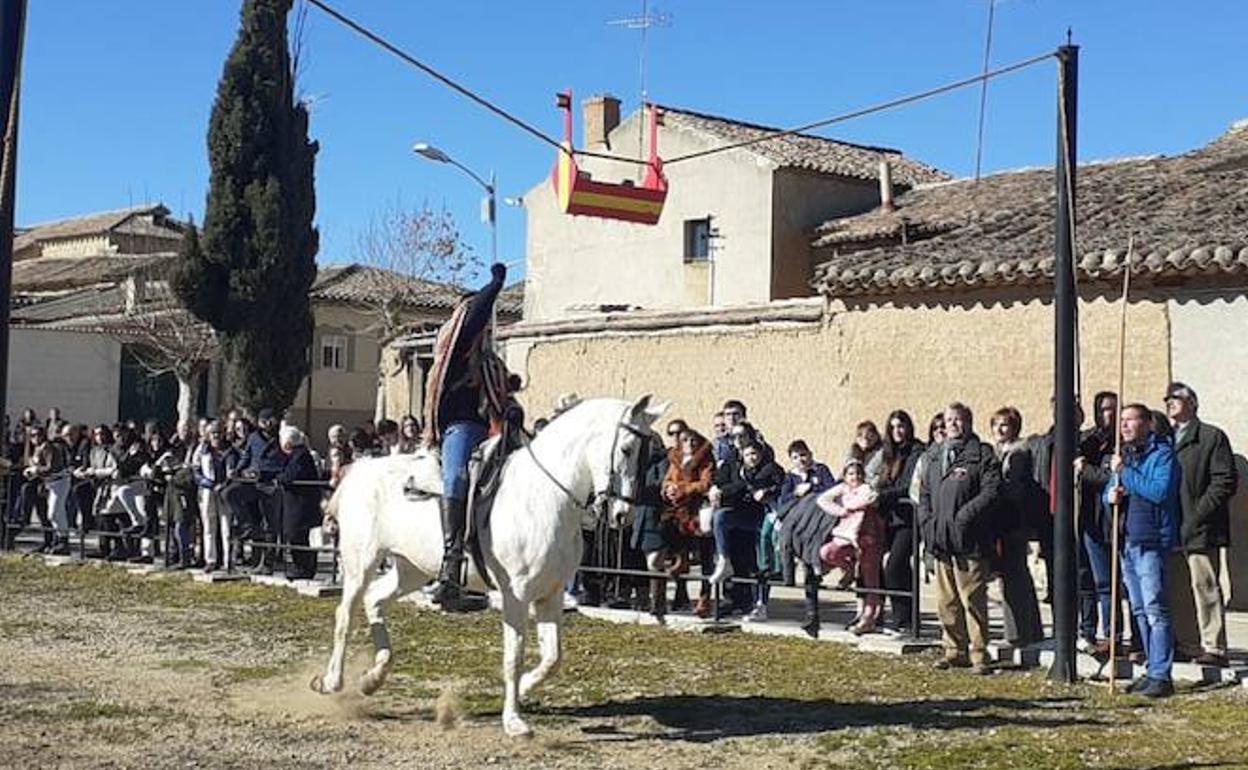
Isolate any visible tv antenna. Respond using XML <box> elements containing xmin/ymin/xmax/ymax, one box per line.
<box><xmin>608</xmin><ymin>1</ymin><xmax>672</xmax><ymax>165</ymax></box>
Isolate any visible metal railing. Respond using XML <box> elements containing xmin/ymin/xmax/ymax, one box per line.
<box><xmin>574</xmin><ymin>501</ymin><xmax>925</xmax><ymax>638</ymax></box>
<box><xmin>2</xmin><ymin>471</ymin><xmax>927</xmax><ymax>640</ymax></box>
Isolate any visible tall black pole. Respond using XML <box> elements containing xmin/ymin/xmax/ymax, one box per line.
<box><xmin>0</xmin><ymin>0</ymin><xmax>27</xmax><ymax>436</ymax></box>
<box><xmin>1048</xmin><ymin>42</ymin><xmax>1079</xmax><ymax>684</ymax></box>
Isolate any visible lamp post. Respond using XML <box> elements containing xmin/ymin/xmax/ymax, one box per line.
<box><xmin>412</xmin><ymin>142</ymin><xmax>496</xmax><ymax>265</ymax></box>
<box><xmin>413</xmin><ymin>142</ymin><xmax>500</xmax><ymax>340</ymax></box>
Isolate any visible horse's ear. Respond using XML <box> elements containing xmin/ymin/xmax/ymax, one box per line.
<box><xmin>630</xmin><ymin>394</ymin><xmax>668</xmax><ymax>427</ymax></box>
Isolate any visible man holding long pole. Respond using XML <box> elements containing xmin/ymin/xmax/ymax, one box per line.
<box><xmin>1105</xmin><ymin>404</ymin><xmax>1181</xmax><ymax>698</ymax></box>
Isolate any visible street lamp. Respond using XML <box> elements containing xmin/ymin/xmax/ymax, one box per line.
<box><xmin>412</xmin><ymin>142</ymin><xmax>496</xmax><ymax>265</ymax></box>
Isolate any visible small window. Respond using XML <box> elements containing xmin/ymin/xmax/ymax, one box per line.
<box><xmin>684</xmin><ymin>217</ymin><xmax>711</xmax><ymax>262</ymax></box>
<box><xmin>321</xmin><ymin>334</ymin><xmax>348</xmax><ymax>371</ymax></box>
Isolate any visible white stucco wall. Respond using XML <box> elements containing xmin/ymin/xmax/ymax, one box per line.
<box><xmin>9</xmin><ymin>328</ymin><xmax>122</xmax><ymax>426</ymax></box>
<box><xmin>524</xmin><ymin>111</ymin><xmax>776</xmax><ymax>320</ymax></box>
<box><xmin>1168</xmin><ymin>293</ymin><xmax>1248</xmax><ymax>448</ymax></box>
<box><xmin>1168</xmin><ymin>291</ymin><xmax>1248</xmax><ymax>609</ymax></box>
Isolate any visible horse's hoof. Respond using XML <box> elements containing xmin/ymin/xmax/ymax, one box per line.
<box><xmin>309</xmin><ymin>674</ymin><xmax>324</xmax><ymax>693</ymax></box>
<box><xmin>358</xmin><ymin>674</ymin><xmax>381</xmax><ymax>697</ymax></box>
<box><xmin>503</xmin><ymin>716</ymin><xmax>533</xmax><ymax>738</ymax></box>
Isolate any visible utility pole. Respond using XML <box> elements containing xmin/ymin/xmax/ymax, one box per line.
<box><xmin>0</xmin><ymin>0</ymin><xmax>27</xmax><ymax>433</ymax></box>
<box><xmin>1047</xmin><ymin>41</ymin><xmax>1079</xmax><ymax>684</ymax></box>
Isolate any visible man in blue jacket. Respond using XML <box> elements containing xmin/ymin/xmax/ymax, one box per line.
<box><xmin>1106</xmin><ymin>403</ymin><xmax>1181</xmax><ymax>697</ymax></box>
<box><xmin>223</xmin><ymin>408</ymin><xmax>287</xmax><ymax>574</ymax></box>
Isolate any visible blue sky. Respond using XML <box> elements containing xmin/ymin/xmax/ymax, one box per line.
<box><xmin>16</xmin><ymin>1</ymin><xmax>1248</xmax><ymax>278</ymax></box>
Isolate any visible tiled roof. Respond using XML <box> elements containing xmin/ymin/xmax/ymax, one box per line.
<box><xmin>13</xmin><ymin>255</ymin><xmax>525</xmax><ymax>324</ymax></box>
<box><xmin>14</xmin><ymin>204</ymin><xmax>178</xmax><ymax>253</ymax></box>
<box><xmin>311</xmin><ymin>263</ymin><xmax>523</xmax><ymax>316</ymax></box>
<box><xmin>660</xmin><ymin>106</ymin><xmax>950</xmax><ymax>188</ymax></box>
<box><xmin>12</xmin><ymin>252</ymin><xmax>175</xmax><ymax>292</ymax></box>
<box><xmin>811</xmin><ymin>120</ymin><xmax>1248</xmax><ymax>297</ymax></box>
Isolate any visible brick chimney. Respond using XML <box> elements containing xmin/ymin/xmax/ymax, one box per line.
<box><xmin>582</xmin><ymin>94</ymin><xmax>621</xmax><ymax>150</ymax></box>
<box><xmin>878</xmin><ymin>160</ymin><xmax>895</xmax><ymax>212</ymax></box>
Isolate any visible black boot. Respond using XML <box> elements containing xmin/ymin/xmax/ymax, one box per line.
<box><xmin>430</xmin><ymin>497</ymin><xmax>468</xmax><ymax>610</ymax></box>
<box><xmin>650</xmin><ymin>579</ymin><xmax>667</xmax><ymax>619</ymax></box>
<box><xmin>801</xmin><ymin>579</ymin><xmax>820</xmax><ymax>638</ymax></box>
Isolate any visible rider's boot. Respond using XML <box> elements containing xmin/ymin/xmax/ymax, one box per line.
<box><xmin>430</xmin><ymin>497</ymin><xmax>468</xmax><ymax>611</ymax></box>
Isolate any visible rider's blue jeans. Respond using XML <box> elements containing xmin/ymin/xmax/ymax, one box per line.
<box><xmin>441</xmin><ymin>421</ymin><xmax>488</xmax><ymax>502</ymax></box>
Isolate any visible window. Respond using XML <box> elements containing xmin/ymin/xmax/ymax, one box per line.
<box><xmin>684</xmin><ymin>217</ymin><xmax>712</xmax><ymax>262</ymax></box>
<box><xmin>321</xmin><ymin>334</ymin><xmax>348</xmax><ymax>371</ymax></box>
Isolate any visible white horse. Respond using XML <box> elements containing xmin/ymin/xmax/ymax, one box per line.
<box><xmin>311</xmin><ymin>395</ymin><xmax>665</xmax><ymax>737</ymax></box>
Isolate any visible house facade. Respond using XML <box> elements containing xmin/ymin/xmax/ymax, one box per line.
<box><xmin>7</xmin><ymin>205</ymin><xmax>505</xmax><ymax>446</ymax></box>
<box><xmin>495</xmin><ymin>119</ymin><xmax>1248</xmax><ymax>609</ymax></box>
<box><xmin>521</xmin><ymin>95</ymin><xmax>948</xmax><ymax>321</ymax></box>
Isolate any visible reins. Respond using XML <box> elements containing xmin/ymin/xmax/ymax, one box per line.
<box><xmin>520</xmin><ymin>405</ymin><xmax>649</xmax><ymax>514</ymax></box>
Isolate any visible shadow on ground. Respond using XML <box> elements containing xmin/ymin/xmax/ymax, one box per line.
<box><xmin>536</xmin><ymin>693</ymin><xmax>1108</xmax><ymax>743</ymax></box>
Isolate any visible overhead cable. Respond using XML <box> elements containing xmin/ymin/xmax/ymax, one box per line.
<box><xmin>973</xmin><ymin>0</ymin><xmax>997</xmax><ymax>185</ymax></box>
<box><xmin>663</xmin><ymin>50</ymin><xmax>1056</xmax><ymax>166</ymax></box>
<box><xmin>305</xmin><ymin>0</ymin><xmax>564</xmax><ymax>152</ymax></box>
<box><xmin>307</xmin><ymin>0</ymin><xmax>1055</xmax><ymax>173</ymax></box>
<box><xmin>305</xmin><ymin>0</ymin><xmax>652</xmax><ymax>165</ymax></box>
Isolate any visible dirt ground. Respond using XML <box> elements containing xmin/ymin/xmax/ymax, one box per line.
<box><xmin>2</xmin><ymin>555</ymin><xmax>1248</xmax><ymax>770</ymax></box>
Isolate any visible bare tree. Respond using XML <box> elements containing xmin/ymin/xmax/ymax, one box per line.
<box><xmin>109</xmin><ymin>275</ymin><xmax>220</xmax><ymax>428</ymax></box>
<box><xmin>354</xmin><ymin>200</ymin><xmax>481</xmax><ymax>338</ymax></box>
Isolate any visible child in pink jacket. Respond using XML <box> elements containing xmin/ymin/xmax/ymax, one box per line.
<box><xmin>816</xmin><ymin>458</ymin><xmax>885</xmax><ymax>634</ymax></box>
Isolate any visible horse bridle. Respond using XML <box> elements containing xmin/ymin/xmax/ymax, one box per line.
<box><xmin>523</xmin><ymin>404</ymin><xmax>652</xmax><ymax>514</ymax></box>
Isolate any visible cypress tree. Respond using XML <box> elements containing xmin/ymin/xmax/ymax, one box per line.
<box><xmin>174</xmin><ymin>0</ymin><xmax>318</xmax><ymax>412</ymax></box>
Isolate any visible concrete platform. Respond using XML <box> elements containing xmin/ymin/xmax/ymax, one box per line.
<box><xmin>124</xmin><ymin>563</ymin><xmax>165</xmax><ymax>576</ymax></box>
<box><xmin>189</xmin><ymin>570</ymin><xmax>249</xmax><ymax>584</ymax></box>
<box><xmin>249</xmin><ymin>573</ymin><xmax>341</xmax><ymax>596</ymax></box>
<box><xmin>41</xmin><ymin>554</ymin><xmax>81</xmax><ymax>568</ymax></box>
<box><xmin>576</xmin><ymin>604</ymin><xmax>740</xmax><ymax>634</ymax></box>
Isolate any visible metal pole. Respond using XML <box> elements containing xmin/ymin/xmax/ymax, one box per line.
<box><xmin>1047</xmin><ymin>42</ymin><xmax>1079</xmax><ymax>684</ymax></box>
<box><xmin>909</xmin><ymin>501</ymin><xmax>921</xmax><ymax>639</ymax></box>
<box><xmin>0</xmin><ymin>0</ymin><xmax>28</xmax><ymax>430</ymax></box>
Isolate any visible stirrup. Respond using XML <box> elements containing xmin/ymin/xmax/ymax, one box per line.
<box><xmin>429</xmin><ymin>577</ymin><xmax>461</xmax><ymax>606</ymax></box>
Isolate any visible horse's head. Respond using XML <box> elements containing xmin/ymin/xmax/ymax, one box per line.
<box><xmin>589</xmin><ymin>394</ymin><xmax>668</xmax><ymax>525</ymax></box>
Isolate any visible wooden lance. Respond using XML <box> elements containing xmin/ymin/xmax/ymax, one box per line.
<box><xmin>1107</xmin><ymin>235</ymin><xmax>1133</xmax><ymax>694</ymax></box>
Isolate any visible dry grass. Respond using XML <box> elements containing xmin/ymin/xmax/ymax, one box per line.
<box><xmin>1</xmin><ymin>555</ymin><xmax>1247</xmax><ymax>769</ymax></box>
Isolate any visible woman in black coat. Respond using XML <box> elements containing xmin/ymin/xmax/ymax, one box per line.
<box><xmin>277</xmin><ymin>426</ymin><xmax>323</xmax><ymax>580</ymax></box>
<box><xmin>876</xmin><ymin>410</ymin><xmax>926</xmax><ymax>632</ymax></box>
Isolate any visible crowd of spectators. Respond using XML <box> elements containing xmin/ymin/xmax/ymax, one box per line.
<box><xmin>6</xmin><ymin>377</ymin><xmax>1240</xmax><ymax>698</ymax></box>
<box><xmin>612</xmin><ymin>383</ymin><xmax>1237</xmax><ymax>697</ymax></box>
<box><xmin>2</xmin><ymin>406</ymin><xmax>425</xmax><ymax>580</ymax></box>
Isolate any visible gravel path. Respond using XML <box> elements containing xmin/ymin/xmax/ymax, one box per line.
<box><xmin>0</xmin><ymin>558</ymin><xmax>807</xmax><ymax>769</ymax></box>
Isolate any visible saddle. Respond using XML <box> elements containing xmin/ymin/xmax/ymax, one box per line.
<box><xmin>402</xmin><ymin>420</ymin><xmax>527</xmax><ymax>590</ymax></box>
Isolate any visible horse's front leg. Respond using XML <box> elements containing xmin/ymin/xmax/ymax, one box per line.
<box><xmin>311</xmin><ymin>569</ymin><xmax>365</xmax><ymax>695</ymax></box>
<box><xmin>519</xmin><ymin>591</ymin><xmax>563</xmax><ymax>700</ymax></box>
<box><xmin>500</xmin><ymin>593</ymin><xmax>532</xmax><ymax>737</ymax></box>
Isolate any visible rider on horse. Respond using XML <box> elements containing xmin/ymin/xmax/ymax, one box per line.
<box><xmin>424</xmin><ymin>262</ymin><xmax>511</xmax><ymax>611</ymax></box>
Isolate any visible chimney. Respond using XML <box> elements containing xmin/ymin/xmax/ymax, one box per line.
<box><xmin>582</xmin><ymin>94</ymin><xmax>621</xmax><ymax>149</ymax></box>
<box><xmin>878</xmin><ymin>160</ymin><xmax>895</xmax><ymax>212</ymax></box>
<box><xmin>123</xmin><ymin>273</ymin><xmax>145</xmax><ymax>314</ymax></box>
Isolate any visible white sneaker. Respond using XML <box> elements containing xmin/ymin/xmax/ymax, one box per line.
<box><xmin>744</xmin><ymin>603</ymin><xmax>768</xmax><ymax>622</ymax></box>
<box><xmin>708</xmin><ymin>555</ymin><xmax>734</xmax><ymax>586</ymax></box>
<box><xmin>562</xmin><ymin>591</ymin><xmax>580</xmax><ymax>610</ymax></box>
<box><xmin>1075</xmin><ymin>637</ymin><xmax>1097</xmax><ymax>655</ymax></box>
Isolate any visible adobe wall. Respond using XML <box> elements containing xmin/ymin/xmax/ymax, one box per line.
<box><xmin>507</xmin><ymin>293</ymin><xmax>1172</xmax><ymax>467</ymax></box>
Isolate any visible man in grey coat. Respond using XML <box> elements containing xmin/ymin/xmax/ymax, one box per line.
<box><xmin>919</xmin><ymin>402</ymin><xmax>1002</xmax><ymax>675</ymax></box>
<box><xmin>1164</xmin><ymin>382</ymin><xmax>1238</xmax><ymax>667</ymax></box>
